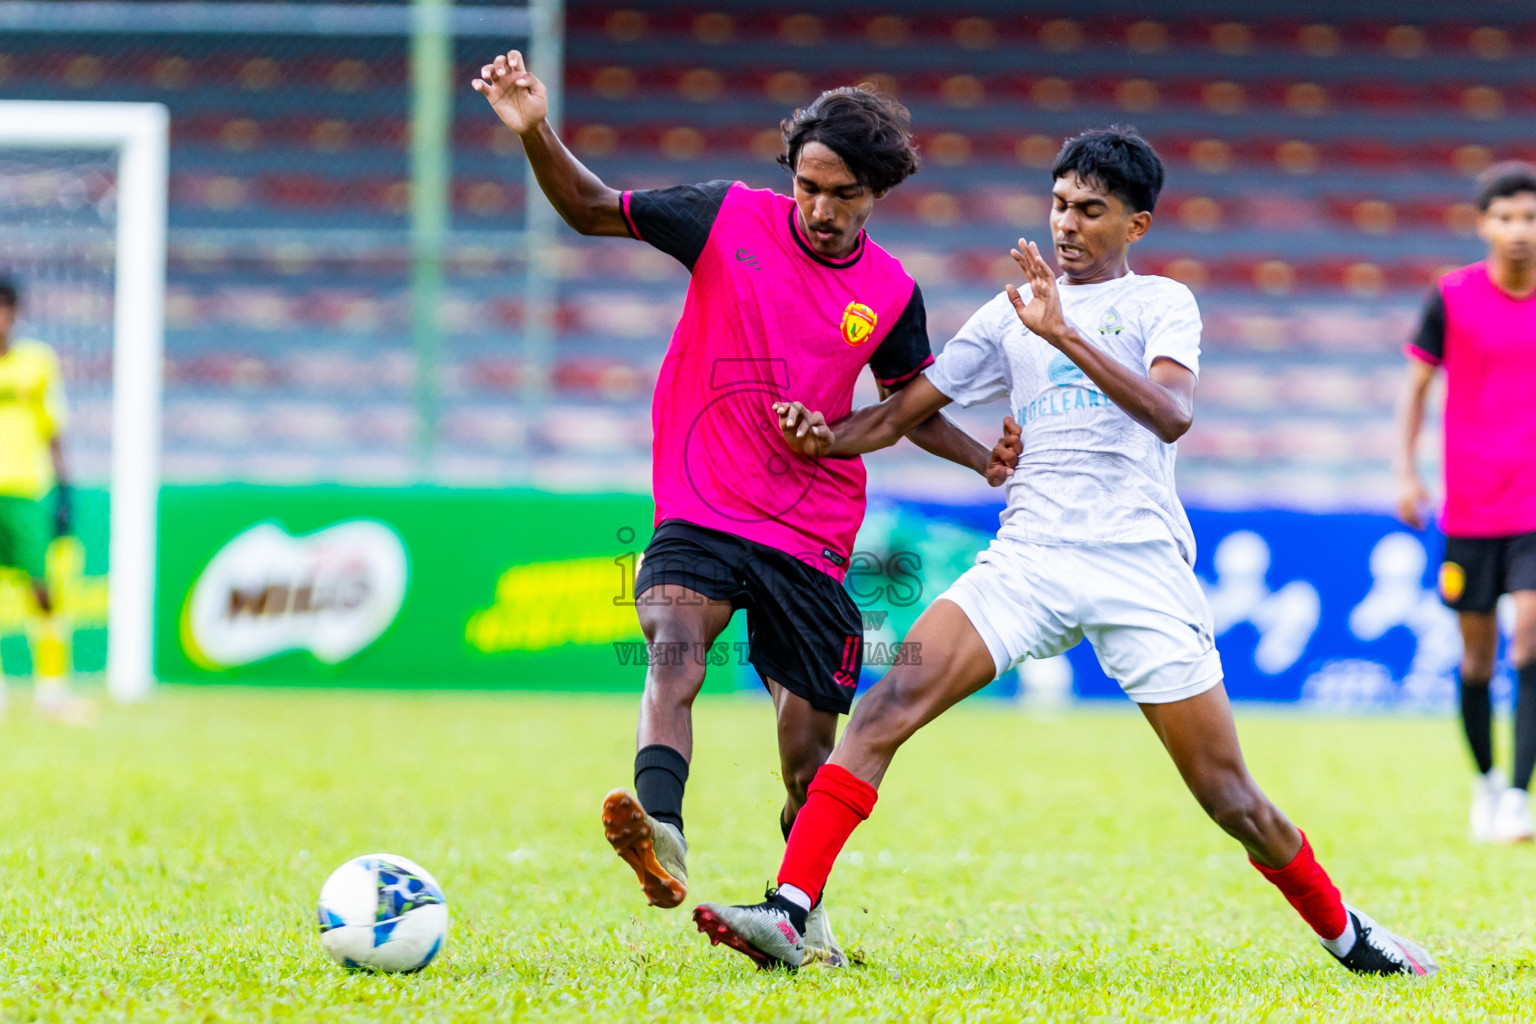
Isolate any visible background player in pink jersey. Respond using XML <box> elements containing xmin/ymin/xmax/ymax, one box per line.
<box><xmin>1397</xmin><ymin>162</ymin><xmax>1536</xmax><ymax>844</ymax></box>
<box><xmin>694</xmin><ymin>127</ymin><xmax>1436</xmax><ymax>978</ymax></box>
<box><xmin>474</xmin><ymin>51</ymin><xmax>1013</xmax><ymax>963</ymax></box>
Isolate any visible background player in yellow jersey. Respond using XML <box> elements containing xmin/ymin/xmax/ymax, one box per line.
<box><xmin>0</xmin><ymin>278</ymin><xmax>89</xmax><ymax>723</ymax></box>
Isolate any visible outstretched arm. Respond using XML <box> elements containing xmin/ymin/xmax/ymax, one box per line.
<box><xmin>778</xmin><ymin>376</ymin><xmax>953</xmax><ymax>458</ymax></box>
<box><xmin>1007</xmin><ymin>239</ymin><xmax>1195</xmax><ymax>443</ymax></box>
<box><xmin>880</xmin><ymin>381</ymin><xmax>994</xmax><ymax>477</ymax></box>
<box><xmin>472</xmin><ymin>50</ymin><xmax>629</xmax><ymax>236</ymax></box>
<box><xmin>776</xmin><ymin>377</ymin><xmax>1021</xmax><ymax>487</ymax></box>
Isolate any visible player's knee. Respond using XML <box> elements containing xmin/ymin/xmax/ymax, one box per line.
<box><xmin>1461</xmin><ymin>653</ymin><xmax>1497</xmax><ymax>683</ymax></box>
<box><xmin>638</xmin><ymin>639</ymin><xmax>707</xmax><ymax>705</ymax></box>
<box><xmin>1511</xmin><ymin>625</ymin><xmax>1536</xmax><ymax>669</ymax></box>
<box><xmin>635</xmin><ymin>618</ymin><xmax>711</xmax><ymax>700</ymax></box>
<box><xmin>642</xmin><ymin>662</ymin><xmax>706</xmax><ymax>708</ymax></box>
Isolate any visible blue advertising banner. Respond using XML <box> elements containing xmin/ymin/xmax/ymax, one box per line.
<box><xmin>849</xmin><ymin>502</ymin><xmax>1508</xmax><ymax>709</ymax></box>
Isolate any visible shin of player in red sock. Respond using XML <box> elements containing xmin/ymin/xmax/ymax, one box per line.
<box><xmin>778</xmin><ymin>764</ymin><xmax>878</xmax><ymax>904</ymax></box>
<box><xmin>1250</xmin><ymin>831</ymin><xmax>1348</xmax><ymax>941</ymax></box>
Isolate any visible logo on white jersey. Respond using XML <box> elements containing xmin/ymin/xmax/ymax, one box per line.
<box><xmin>1047</xmin><ymin>352</ymin><xmax>1087</xmax><ymax>387</ymax></box>
<box><xmin>1098</xmin><ymin>307</ymin><xmax>1125</xmax><ymax>334</ymax></box>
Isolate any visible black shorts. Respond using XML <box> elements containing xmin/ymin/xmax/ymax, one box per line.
<box><xmin>635</xmin><ymin>519</ymin><xmax>863</xmax><ymax>714</ymax></box>
<box><xmin>1440</xmin><ymin>531</ymin><xmax>1536</xmax><ymax>613</ymax></box>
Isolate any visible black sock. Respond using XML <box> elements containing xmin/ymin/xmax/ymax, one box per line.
<box><xmin>634</xmin><ymin>744</ymin><xmax>689</xmax><ymax>834</ymax></box>
<box><xmin>769</xmin><ymin>889</ymin><xmax>809</xmax><ymax>933</ymax></box>
<box><xmin>1461</xmin><ymin>674</ymin><xmax>1494</xmax><ymax>775</ymax></box>
<box><xmin>1513</xmin><ymin>664</ymin><xmax>1536</xmax><ymax>791</ymax></box>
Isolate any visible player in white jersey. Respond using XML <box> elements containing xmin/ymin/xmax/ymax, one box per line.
<box><xmin>692</xmin><ymin>127</ymin><xmax>1435</xmax><ymax>978</ymax></box>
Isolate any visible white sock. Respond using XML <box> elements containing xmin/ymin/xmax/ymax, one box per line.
<box><xmin>777</xmin><ymin>883</ymin><xmax>812</xmax><ymax>912</ymax></box>
<box><xmin>1320</xmin><ymin>915</ymin><xmax>1357</xmax><ymax>957</ymax></box>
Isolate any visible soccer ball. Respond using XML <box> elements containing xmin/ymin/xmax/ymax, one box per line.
<box><xmin>316</xmin><ymin>853</ymin><xmax>449</xmax><ymax>972</ymax></box>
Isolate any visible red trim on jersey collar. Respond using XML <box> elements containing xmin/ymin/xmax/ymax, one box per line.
<box><xmin>787</xmin><ymin>207</ymin><xmax>866</xmax><ymax>269</ymax></box>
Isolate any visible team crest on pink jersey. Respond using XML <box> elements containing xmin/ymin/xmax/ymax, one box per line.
<box><xmin>840</xmin><ymin>301</ymin><xmax>878</xmax><ymax>345</ymax></box>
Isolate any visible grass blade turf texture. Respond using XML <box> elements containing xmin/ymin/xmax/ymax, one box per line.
<box><xmin>0</xmin><ymin>689</ymin><xmax>1529</xmax><ymax>1021</ymax></box>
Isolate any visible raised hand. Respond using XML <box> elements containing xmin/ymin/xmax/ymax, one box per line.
<box><xmin>985</xmin><ymin>415</ymin><xmax>1022</xmax><ymax>487</ymax></box>
<box><xmin>1005</xmin><ymin>238</ymin><xmax>1069</xmax><ymax>344</ymax></box>
<box><xmin>774</xmin><ymin>401</ymin><xmax>833</xmax><ymax>458</ymax></box>
<box><xmin>470</xmin><ymin>50</ymin><xmax>548</xmax><ymax>135</ymax></box>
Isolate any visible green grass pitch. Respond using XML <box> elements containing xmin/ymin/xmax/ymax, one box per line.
<box><xmin>3</xmin><ymin>687</ymin><xmax>1535</xmax><ymax>1021</ymax></box>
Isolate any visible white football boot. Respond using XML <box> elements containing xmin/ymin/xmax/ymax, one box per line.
<box><xmin>1490</xmin><ymin>786</ymin><xmax>1536</xmax><ymax>843</ymax></box>
<box><xmin>694</xmin><ymin>890</ymin><xmax>805</xmax><ymax>970</ymax></box>
<box><xmin>1471</xmin><ymin>767</ymin><xmax>1507</xmax><ymax>842</ymax></box>
<box><xmin>1327</xmin><ymin>905</ymin><xmax>1438</xmax><ymax>977</ymax></box>
<box><xmin>601</xmin><ymin>789</ymin><xmax>688</xmax><ymax>907</ymax></box>
<box><xmin>801</xmin><ymin>899</ymin><xmax>849</xmax><ymax>968</ymax></box>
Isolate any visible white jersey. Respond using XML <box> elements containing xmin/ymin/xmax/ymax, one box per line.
<box><xmin>924</xmin><ymin>271</ymin><xmax>1202</xmax><ymax>563</ymax></box>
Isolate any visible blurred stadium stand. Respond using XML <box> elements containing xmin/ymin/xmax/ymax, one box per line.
<box><xmin>6</xmin><ymin>0</ymin><xmax>1524</xmax><ymax>506</ymax></box>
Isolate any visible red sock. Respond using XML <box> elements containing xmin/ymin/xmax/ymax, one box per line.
<box><xmin>1250</xmin><ymin>831</ymin><xmax>1347</xmax><ymax>941</ymax></box>
<box><xmin>777</xmin><ymin>764</ymin><xmax>878</xmax><ymax>904</ymax></box>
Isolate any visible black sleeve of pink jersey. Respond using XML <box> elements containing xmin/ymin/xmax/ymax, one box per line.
<box><xmin>1408</xmin><ymin>287</ymin><xmax>1446</xmax><ymax>364</ymax></box>
<box><xmin>868</xmin><ymin>282</ymin><xmax>935</xmax><ymax>389</ymax></box>
<box><xmin>621</xmin><ymin>179</ymin><xmax>733</xmax><ymax>271</ymax></box>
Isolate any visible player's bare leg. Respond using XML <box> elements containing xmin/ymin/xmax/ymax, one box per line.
<box><xmin>1138</xmin><ymin>685</ymin><xmax>1299</xmax><ymax>867</ymax></box>
<box><xmin>1141</xmin><ymin>684</ymin><xmax>1436</xmax><ymax>975</ymax></box>
<box><xmin>1495</xmin><ymin>590</ymin><xmax>1536</xmax><ymax>841</ymax></box>
<box><xmin>604</xmin><ymin>584</ymin><xmax>733</xmax><ymax>908</ymax></box>
<box><xmin>695</xmin><ymin>599</ymin><xmax>996</xmax><ymax>968</ymax></box>
<box><xmin>768</xmin><ymin>680</ymin><xmax>836</xmax><ymax>829</ymax></box>
<box><xmin>766</xmin><ymin>679</ymin><xmax>844</xmax><ymax>965</ymax></box>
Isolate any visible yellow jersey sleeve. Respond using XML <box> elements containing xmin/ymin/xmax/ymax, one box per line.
<box><xmin>0</xmin><ymin>340</ymin><xmax>67</xmax><ymax>498</ymax></box>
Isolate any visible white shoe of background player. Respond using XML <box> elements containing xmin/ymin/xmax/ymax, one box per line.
<box><xmin>1490</xmin><ymin>786</ymin><xmax>1536</xmax><ymax>843</ymax></box>
<box><xmin>1472</xmin><ymin>767</ymin><xmax>1507</xmax><ymax>842</ymax></box>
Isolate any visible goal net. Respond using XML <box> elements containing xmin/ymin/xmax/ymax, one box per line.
<box><xmin>0</xmin><ymin>102</ymin><xmax>167</xmax><ymax>701</ymax></box>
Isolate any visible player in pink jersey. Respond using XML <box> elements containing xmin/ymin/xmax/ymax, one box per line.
<box><xmin>1397</xmin><ymin>162</ymin><xmax>1536</xmax><ymax>844</ymax></box>
<box><xmin>474</xmin><ymin>52</ymin><xmax>1012</xmax><ymax>961</ymax></box>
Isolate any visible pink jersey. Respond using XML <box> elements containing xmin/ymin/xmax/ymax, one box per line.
<box><xmin>1407</xmin><ymin>261</ymin><xmax>1536</xmax><ymax>536</ymax></box>
<box><xmin>621</xmin><ymin>180</ymin><xmax>932</xmax><ymax>579</ymax></box>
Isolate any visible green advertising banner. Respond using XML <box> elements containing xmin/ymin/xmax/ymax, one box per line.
<box><xmin>154</xmin><ymin>486</ymin><xmax>746</xmax><ymax>692</ymax></box>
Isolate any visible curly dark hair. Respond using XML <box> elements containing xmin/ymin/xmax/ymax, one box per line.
<box><xmin>778</xmin><ymin>86</ymin><xmax>919</xmax><ymax>194</ymax></box>
<box><xmin>1050</xmin><ymin>125</ymin><xmax>1165</xmax><ymax>214</ymax></box>
<box><xmin>1476</xmin><ymin>161</ymin><xmax>1536</xmax><ymax>211</ymax></box>
<box><xmin>0</xmin><ymin>278</ymin><xmax>16</xmax><ymax>309</ymax></box>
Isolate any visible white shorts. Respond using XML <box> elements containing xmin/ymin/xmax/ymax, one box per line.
<box><xmin>938</xmin><ymin>536</ymin><xmax>1223</xmax><ymax>704</ymax></box>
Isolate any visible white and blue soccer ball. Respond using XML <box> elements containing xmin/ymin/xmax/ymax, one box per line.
<box><xmin>316</xmin><ymin>853</ymin><xmax>448</xmax><ymax>973</ymax></box>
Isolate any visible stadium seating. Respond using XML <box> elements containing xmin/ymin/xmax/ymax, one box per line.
<box><xmin>5</xmin><ymin>0</ymin><xmax>1529</xmax><ymax>506</ymax></box>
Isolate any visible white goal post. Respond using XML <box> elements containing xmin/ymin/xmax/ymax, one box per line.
<box><xmin>0</xmin><ymin>101</ymin><xmax>168</xmax><ymax>702</ymax></box>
